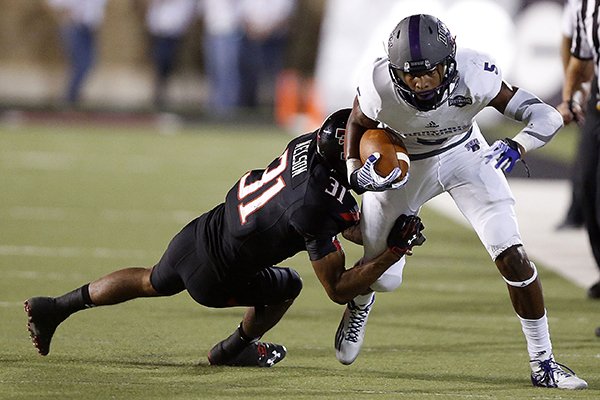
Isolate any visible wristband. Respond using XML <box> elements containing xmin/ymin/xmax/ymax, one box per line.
<box><xmin>346</xmin><ymin>158</ymin><xmax>362</xmax><ymax>183</ymax></box>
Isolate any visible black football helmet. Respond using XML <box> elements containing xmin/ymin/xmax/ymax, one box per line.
<box><xmin>316</xmin><ymin>108</ymin><xmax>351</xmax><ymax>179</ymax></box>
<box><xmin>387</xmin><ymin>14</ymin><xmax>458</xmax><ymax>111</ymax></box>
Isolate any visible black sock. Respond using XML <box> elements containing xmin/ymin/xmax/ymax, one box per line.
<box><xmin>237</xmin><ymin>324</ymin><xmax>257</xmax><ymax>343</ymax></box>
<box><xmin>221</xmin><ymin>325</ymin><xmax>255</xmax><ymax>355</ymax></box>
<box><xmin>54</xmin><ymin>284</ymin><xmax>95</xmax><ymax>317</ymax></box>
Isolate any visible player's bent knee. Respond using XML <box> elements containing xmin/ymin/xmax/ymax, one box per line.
<box><xmin>251</xmin><ymin>266</ymin><xmax>303</xmax><ymax>305</ymax></box>
<box><xmin>270</xmin><ymin>266</ymin><xmax>303</xmax><ymax>304</ymax></box>
<box><xmin>284</xmin><ymin>268</ymin><xmax>303</xmax><ymax>301</ymax></box>
<box><xmin>495</xmin><ymin>245</ymin><xmax>537</xmax><ymax>287</ymax></box>
<box><xmin>371</xmin><ymin>274</ymin><xmax>403</xmax><ymax>292</ymax></box>
<box><xmin>502</xmin><ymin>261</ymin><xmax>538</xmax><ymax>288</ymax></box>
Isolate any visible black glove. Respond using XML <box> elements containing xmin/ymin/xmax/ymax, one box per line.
<box><xmin>387</xmin><ymin>214</ymin><xmax>426</xmax><ymax>256</ymax></box>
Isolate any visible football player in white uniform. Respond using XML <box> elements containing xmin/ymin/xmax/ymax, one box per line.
<box><xmin>335</xmin><ymin>14</ymin><xmax>588</xmax><ymax>390</ymax></box>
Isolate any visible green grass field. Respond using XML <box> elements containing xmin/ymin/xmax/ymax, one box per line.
<box><xmin>0</xmin><ymin>120</ymin><xmax>597</xmax><ymax>399</ymax></box>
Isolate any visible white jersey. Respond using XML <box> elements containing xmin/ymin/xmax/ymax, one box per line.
<box><xmin>355</xmin><ymin>47</ymin><xmax>522</xmax><ymax>288</ymax></box>
<box><xmin>357</xmin><ymin>48</ymin><xmax>502</xmax><ymax>157</ymax></box>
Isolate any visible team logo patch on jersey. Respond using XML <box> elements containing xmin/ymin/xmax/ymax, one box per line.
<box><xmin>464</xmin><ymin>138</ymin><xmax>481</xmax><ymax>152</ymax></box>
<box><xmin>448</xmin><ymin>95</ymin><xmax>472</xmax><ymax>107</ymax></box>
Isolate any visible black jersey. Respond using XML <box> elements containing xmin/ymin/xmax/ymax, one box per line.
<box><xmin>201</xmin><ymin>132</ymin><xmax>359</xmax><ymax>279</ymax></box>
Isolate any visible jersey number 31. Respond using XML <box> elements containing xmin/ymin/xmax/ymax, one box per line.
<box><xmin>237</xmin><ymin>150</ymin><xmax>288</xmax><ymax>225</ymax></box>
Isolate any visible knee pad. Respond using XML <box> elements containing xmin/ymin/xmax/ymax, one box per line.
<box><xmin>502</xmin><ymin>261</ymin><xmax>538</xmax><ymax>288</ymax></box>
<box><xmin>279</xmin><ymin>267</ymin><xmax>303</xmax><ymax>301</ymax></box>
<box><xmin>370</xmin><ymin>257</ymin><xmax>405</xmax><ymax>292</ymax></box>
<box><xmin>248</xmin><ymin>266</ymin><xmax>303</xmax><ymax>305</ymax></box>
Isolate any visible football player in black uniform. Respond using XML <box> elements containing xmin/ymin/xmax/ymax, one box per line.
<box><xmin>24</xmin><ymin>109</ymin><xmax>425</xmax><ymax>367</ymax></box>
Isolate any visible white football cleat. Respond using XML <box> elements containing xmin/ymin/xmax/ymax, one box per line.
<box><xmin>530</xmin><ymin>355</ymin><xmax>588</xmax><ymax>390</ymax></box>
<box><xmin>334</xmin><ymin>293</ymin><xmax>375</xmax><ymax>365</ymax></box>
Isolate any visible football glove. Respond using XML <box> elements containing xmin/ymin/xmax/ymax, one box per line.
<box><xmin>349</xmin><ymin>153</ymin><xmax>405</xmax><ymax>192</ymax></box>
<box><xmin>482</xmin><ymin>137</ymin><xmax>521</xmax><ymax>173</ymax></box>
<box><xmin>387</xmin><ymin>214</ymin><xmax>426</xmax><ymax>257</ymax></box>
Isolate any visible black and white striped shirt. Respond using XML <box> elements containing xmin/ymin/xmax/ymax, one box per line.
<box><xmin>571</xmin><ymin>0</ymin><xmax>599</xmax><ymax>64</ymax></box>
<box><xmin>569</xmin><ymin>0</ymin><xmax>600</xmax><ymax>105</ymax></box>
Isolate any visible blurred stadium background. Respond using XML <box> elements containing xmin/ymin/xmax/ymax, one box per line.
<box><xmin>3</xmin><ymin>1</ymin><xmax>599</xmax><ymax>398</ymax></box>
<box><xmin>0</xmin><ymin>0</ymin><xmax>567</xmax><ymax>130</ymax></box>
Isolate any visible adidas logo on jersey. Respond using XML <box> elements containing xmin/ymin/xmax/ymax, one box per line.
<box><xmin>426</xmin><ymin>121</ymin><xmax>439</xmax><ymax>128</ymax></box>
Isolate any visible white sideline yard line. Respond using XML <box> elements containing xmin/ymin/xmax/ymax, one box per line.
<box><xmin>6</xmin><ymin>206</ymin><xmax>197</xmax><ymax>224</ymax></box>
<box><xmin>5</xmin><ymin>270</ymin><xmax>90</xmax><ymax>282</ymax></box>
<box><xmin>0</xmin><ymin>245</ymin><xmax>148</xmax><ymax>260</ymax></box>
<box><xmin>1</xmin><ymin>150</ymin><xmax>159</xmax><ymax>172</ymax></box>
<box><xmin>0</xmin><ymin>301</ymin><xmax>25</xmax><ymax>307</ymax></box>
<box><xmin>425</xmin><ymin>179</ymin><xmax>598</xmax><ymax>289</ymax></box>
<box><xmin>0</xmin><ymin>150</ymin><xmax>76</xmax><ymax>170</ymax></box>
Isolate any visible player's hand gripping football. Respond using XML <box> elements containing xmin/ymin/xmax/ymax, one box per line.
<box><xmin>387</xmin><ymin>214</ymin><xmax>426</xmax><ymax>257</ymax></box>
<box><xmin>482</xmin><ymin>138</ymin><xmax>522</xmax><ymax>173</ymax></box>
<box><xmin>351</xmin><ymin>153</ymin><xmax>406</xmax><ymax>192</ymax></box>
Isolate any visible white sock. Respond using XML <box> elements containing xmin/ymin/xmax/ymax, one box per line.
<box><xmin>518</xmin><ymin>310</ymin><xmax>552</xmax><ymax>361</ymax></box>
<box><xmin>353</xmin><ymin>292</ymin><xmax>374</xmax><ymax>307</ymax></box>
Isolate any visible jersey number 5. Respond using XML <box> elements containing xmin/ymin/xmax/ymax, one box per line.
<box><xmin>237</xmin><ymin>149</ymin><xmax>288</xmax><ymax>224</ymax></box>
<box><xmin>484</xmin><ymin>62</ymin><xmax>498</xmax><ymax>74</ymax></box>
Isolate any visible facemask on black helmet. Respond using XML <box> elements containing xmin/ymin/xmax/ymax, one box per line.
<box><xmin>316</xmin><ymin>108</ymin><xmax>351</xmax><ymax>180</ymax></box>
<box><xmin>387</xmin><ymin>14</ymin><xmax>458</xmax><ymax>111</ymax></box>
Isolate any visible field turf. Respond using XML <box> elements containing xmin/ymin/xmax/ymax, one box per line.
<box><xmin>0</xmin><ymin>120</ymin><xmax>598</xmax><ymax>399</ymax></box>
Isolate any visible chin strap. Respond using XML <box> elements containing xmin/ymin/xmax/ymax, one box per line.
<box><xmin>502</xmin><ymin>261</ymin><xmax>538</xmax><ymax>288</ymax></box>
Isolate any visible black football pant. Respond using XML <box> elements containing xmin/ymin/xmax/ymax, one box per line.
<box><xmin>579</xmin><ymin>81</ymin><xmax>600</xmax><ymax>274</ymax></box>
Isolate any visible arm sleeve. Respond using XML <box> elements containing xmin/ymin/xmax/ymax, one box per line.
<box><xmin>504</xmin><ymin>88</ymin><xmax>563</xmax><ymax>153</ymax></box>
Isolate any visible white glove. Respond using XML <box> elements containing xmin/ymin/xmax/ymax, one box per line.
<box><xmin>352</xmin><ymin>153</ymin><xmax>404</xmax><ymax>192</ymax></box>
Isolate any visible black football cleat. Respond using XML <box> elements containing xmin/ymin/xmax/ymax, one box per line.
<box><xmin>24</xmin><ymin>297</ymin><xmax>65</xmax><ymax>356</ymax></box>
<box><xmin>208</xmin><ymin>341</ymin><xmax>286</xmax><ymax>367</ymax></box>
<box><xmin>587</xmin><ymin>281</ymin><xmax>600</xmax><ymax>299</ymax></box>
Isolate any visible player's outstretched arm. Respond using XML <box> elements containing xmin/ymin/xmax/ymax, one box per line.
<box><xmin>311</xmin><ymin>215</ymin><xmax>425</xmax><ymax>304</ymax></box>
<box><xmin>483</xmin><ymin>82</ymin><xmax>563</xmax><ymax>173</ymax></box>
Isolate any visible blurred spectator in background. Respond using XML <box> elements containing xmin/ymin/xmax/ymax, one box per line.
<box><xmin>145</xmin><ymin>0</ymin><xmax>199</xmax><ymax>109</ymax></box>
<box><xmin>556</xmin><ymin>0</ymin><xmax>589</xmax><ymax>230</ymax></box>
<box><xmin>275</xmin><ymin>0</ymin><xmax>325</xmax><ymax>132</ymax></box>
<box><xmin>198</xmin><ymin>0</ymin><xmax>243</xmax><ymax>117</ymax></box>
<box><xmin>45</xmin><ymin>0</ymin><xmax>107</xmax><ymax>106</ymax></box>
<box><xmin>238</xmin><ymin>0</ymin><xmax>296</xmax><ymax>111</ymax></box>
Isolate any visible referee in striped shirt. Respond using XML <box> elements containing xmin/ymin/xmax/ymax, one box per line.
<box><xmin>557</xmin><ymin>0</ymin><xmax>600</xmax><ymax>326</ymax></box>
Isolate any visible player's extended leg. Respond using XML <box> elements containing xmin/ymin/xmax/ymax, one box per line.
<box><xmin>335</xmin><ymin>186</ymin><xmax>414</xmax><ymax>365</ymax></box>
<box><xmin>24</xmin><ymin>267</ymin><xmax>161</xmax><ymax>356</ymax></box>
<box><xmin>207</xmin><ymin>266</ymin><xmax>302</xmax><ymax>367</ymax></box>
<box><xmin>335</xmin><ymin>159</ymin><xmax>441</xmax><ymax>365</ymax></box>
<box><xmin>495</xmin><ymin>246</ymin><xmax>587</xmax><ymax>390</ymax></box>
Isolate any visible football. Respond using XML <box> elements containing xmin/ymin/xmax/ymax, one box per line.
<box><xmin>359</xmin><ymin>128</ymin><xmax>410</xmax><ymax>181</ymax></box>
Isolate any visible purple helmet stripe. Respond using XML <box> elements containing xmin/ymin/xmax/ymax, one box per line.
<box><xmin>408</xmin><ymin>15</ymin><xmax>422</xmax><ymax>62</ymax></box>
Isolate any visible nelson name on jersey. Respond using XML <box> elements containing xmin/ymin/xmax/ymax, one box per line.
<box><xmin>291</xmin><ymin>138</ymin><xmax>311</xmax><ymax>178</ymax></box>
